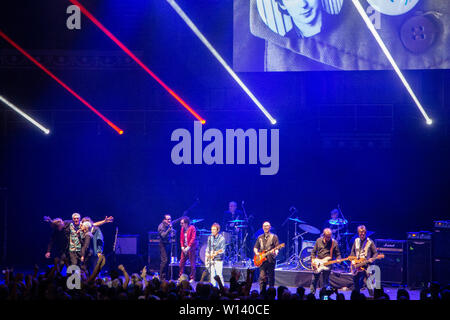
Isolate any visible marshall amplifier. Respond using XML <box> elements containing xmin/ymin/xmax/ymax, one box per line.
<box><xmin>375</xmin><ymin>239</ymin><xmax>406</xmax><ymax>285</ymax></box>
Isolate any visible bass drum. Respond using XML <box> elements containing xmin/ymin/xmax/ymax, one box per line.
<box><xmin>299</xmin><ymin>241</ymin><xmax>315</xmax><ymax>271</ymax></box>
<box><xmin>199</xmin><ymin>243</ymin><xmax>207</xmax><ymax>264</ymax></box>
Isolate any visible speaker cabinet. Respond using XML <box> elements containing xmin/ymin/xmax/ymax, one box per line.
<box><xmin>115</xmin><ymin>234</ymin><xmax>139</xmax><ymax>255</ymax></box>
<box><xmin>433</xmin><ymin>258</ymin><xmax>450</xmax><ymax>286</ymax></box>
<box><xmin>432</xmin><ymin>227</ymin><xmax>450</xmax><ymax>259</ymax></box>
<box><xmin>375</xmin><ymin>239</ymin><xmax>406</xmax><ymax>285</ymax></box>
<box><xmin>407</xmin><ymin>239</ymin><xmax>432</xmax><ymax>289</ymax></box>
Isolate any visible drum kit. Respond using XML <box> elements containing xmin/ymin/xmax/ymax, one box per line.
<box><xmin>282</xmin><ymin>217</ymin><xmax>321</xmax><ymax>269</ymax></box>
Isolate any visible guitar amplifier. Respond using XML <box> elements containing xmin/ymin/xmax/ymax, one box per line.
<box><xmin>115</xmin><ymin>234</ymin><xmax>140</xmax><ymax>255</ymax></box>
<box><xmin>375</xmin><ymin>239</ymin><xmax>406</xmax><ymax>285</ymax></box>
<box><xmin>148</xmin><ymin>231</ymin><xmax>176</xmax><ymax>270</ymax></box>
<box><xmin>407</xmin><ymin>239</ymin><xmax>432</xmax><ymax>289</ymax></box>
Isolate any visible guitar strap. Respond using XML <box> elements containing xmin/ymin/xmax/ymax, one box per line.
<box><xmin>330</xmin><ymin>239</ymin><xmax>335</xmax><ymax>259</ymax></box>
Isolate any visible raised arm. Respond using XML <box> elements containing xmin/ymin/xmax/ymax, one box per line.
<box><xmin>88</xmin><ymin>254</ymin><xmax>105</xmax><ymax>283</ymax></box>
<box><xmin>93</xmin><ymin>216</ymin><xmax>114</xmax><ymax>227</ymax></box>
<box><xmin>140</xmin><ymin>266</ymin><xmax>148</xmax><ymax>288</ymax></box>
<box><xmin>118</xmin><ymin>264</ymin><xmax>129</xmax><ymax>290</ymax></box>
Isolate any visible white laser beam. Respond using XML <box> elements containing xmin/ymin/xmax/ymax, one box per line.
<box><xmin>166</xmin><ymin>0</ymin><xmax>277</xmax><ymax>125</ymax></box>
<box><xmin>351</xmin><ymin>0</ymin><xmax>432</xmax><ymax>125</ymax></box>
<box><xmin>0</xmin><ymin>95</ymin><xmax>50</xmax><ymax>134</ymax></box>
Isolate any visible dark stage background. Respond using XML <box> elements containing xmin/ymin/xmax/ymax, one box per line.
<box><xmin>0</xmin><ymin>0</ymin><xmax>449</xmax><ymax>266</ymax></box>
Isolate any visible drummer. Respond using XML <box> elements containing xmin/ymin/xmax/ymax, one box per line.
<box><xmin>323</xmin><ymin>209</ymin><xmax>347</xmax><ymax>240</ymax></box>
<box><xmin>223</xmin><ymin>201</ymin><xmax>243</xmax><ymax>231</ymax></box>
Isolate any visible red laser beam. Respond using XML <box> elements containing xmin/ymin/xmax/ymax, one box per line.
<box><xmin>0</xmin><ymin>30</ymin><xmax>124</xmax><ymax>135</ymax></box>
<box><xmin>69</xmin><ymin>0</ymin><xmax>206</xmax><ymax>124</ymax></box>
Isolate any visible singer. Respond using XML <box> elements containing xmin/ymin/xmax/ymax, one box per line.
<box><xmin>158</xmin><ymin>214</ymin><xmax>174</xmax><ymax>280</ymax></box>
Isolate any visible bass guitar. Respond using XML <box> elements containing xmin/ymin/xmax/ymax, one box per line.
<box><xmin>350</xmin><ymin>254</ymin><xmax>385</xmax><ymax>275</ymax></box>
<box><xmin>253</xmin><ymin>243</ymin><xmax>285</xmax><ymax>267</ymax></box>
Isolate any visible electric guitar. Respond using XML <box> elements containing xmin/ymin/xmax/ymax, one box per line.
<box><xmin>312</xmin><ymin>256</ymin><xmax>356</xmax><ymax>273</ymax></box>
<box><xmin>205</xmin><ymin>249</ymin><xmax>224</xmax><ymax>268</ymax></box>
<box><xmin>253</xmin><ymin>243</ymin><xmax>285</xmax><ymax>267</ymax></box>
<box><xmin>350</xmin><ymin>254</ymin><xmax>385</xmax><ymax>275</ymax></box>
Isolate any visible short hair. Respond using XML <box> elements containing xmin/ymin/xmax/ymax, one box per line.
<box><xmin>72</xmin><ymin>213</ymin><xmax>80</xmax><ymax>219</ymax></box>
<box><xmin>180</xmin><ymin>216</ymin><xmax>190</xmax><ymax>225</ymax></box>
<box><xmin>82</xmin><ymin>221</ymin><xmax>92</xmax><ymax>229</ymax></box>
<box><xmin>81</xmin><ymin>216</ymin><xmax>93</xmax><ymax>224</ymax></box>
<box><xmin>263</xmin><ymin>221</ymin><xmax>271</xmax><ymax>227</ymax></box>
<box><xmin>229</xmin><ymin>201</ymin><xmax>237</xmax><ymax>206</ymax></box>
<box><xmin>211</xmin><ymin>223</ymin><xmax>220</xmax><ymax>231</ymax></box>
<box><xmin>330</xmin><ymin>209</ymin><xmax>339</xmax><ymax>216</ymax></box>
<box><xmin>357</xmin><ymin>225</ymin><xmax>367</xmax><ymax>233</ymax></box>
<box><xmin>164</xmin><ymin>214</ymin><xmax>171</xmax><ymax>220</ymax></box>
<box><xmin>323</xmin><ymin>228</ymin><xmax>332</xmax><ymax>236</ymax></box>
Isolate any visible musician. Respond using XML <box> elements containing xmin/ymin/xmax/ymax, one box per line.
<box><xmin>323</xmin><ymin>209</ymin><xmax>345</xmax><ymax>238</ymax></box>
<box><xmin>81</xmin><ymin>216</ymin><xmax>105</xmax><ymax>274</ymax></box>
<box><xmin>179</xmin><ymin>216</ymin><xmax>198</xmax><ymax>282</ymax></box>
<box><xmin>45</xmin><ymin>218</ymin><xmax>67</xmax><ymax>263</ymax></box>
<box><xmin>224</xmin><ymin>201</ymin><xmax>243</xmax><ymax>231</ymax></box>
<box><xmin>253</xmin><ymin>221</ymin><xmax>279</xmax><ymax>291</ymax></box>
<box><xmin>205</xmin><ymin>223</ymin><xmax>226</xmax><ymax>287</ymax></box>
<box><xmin>310</xmin><ymin>228</ymin><xmax>341</xmax><ymax>295</ymax></box>
<box><xmin>158</xmin><ymin>214</ymin><xmax>174</xmax><ymax>280</ymax></box>
<box><xmin>79</xmin><ymin>221</ymin><xmax>93</xmax><ymax>268</ymax></box>
<box><xmin>350</xmin><ymin>225</ymin><xmax>378</xmax><ymax>292</ymax></box>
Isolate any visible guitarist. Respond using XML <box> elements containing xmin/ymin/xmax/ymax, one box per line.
<box><xmin>310</xmin><ymin>228</ymin><xmax>341</xmax><ymax>295</ymax></box>
<box><xmin>253</xmin><ymin>221</ymin><xmax>279</xmax><ymax>292</ymax></box>
<box><xmin>205</xmin><ymin>223</ymin><xmax>226</xmax><ymax>287</ymax></box>
<box><xmin>350</xmin><ymin>225</ymin><xmax>378</xmax><ymax>293</ymax></box>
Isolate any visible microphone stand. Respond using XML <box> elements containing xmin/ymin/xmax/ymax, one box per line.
<box><xmin>337</xmin><ymin>204</ymin><xmax>350</xmax><ymax>269</ymax></box>
<box><xmin>241</xmin><ymin>201</ymin><xmax>250</xmax><ymax>265</ymax></box>
<box><xmin>169</xmin><ymin>224</ymin><xmax>176</xmax><ymax>280</ymax></box>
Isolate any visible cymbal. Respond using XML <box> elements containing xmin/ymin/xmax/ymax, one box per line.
<box><xmin>234</xmin><ymin>225</ymin><xmax>248</xmax><ymax>228</ymax></box>
<box><xmin>299</xmin><ymin>224</ymin><xmax>320</xmax><ymax>234</ymax></box>
<box><xmin>228</xmin><ymin>219</ymin><xmax>245</xmax><ymax>223</ymax></box>
<box><xmin>191</xmin><ymin>218</ymin><xmax>204</xmax><ymax>224</ymax></box>
<box><xmin>197</xmin><ymin>228</ymin><xmax>209</xmax><ymax>233</ymax></box>
<box><xmin>328</xmin><ymin>218</ymin><xmax>348</xmax><ymax>226</ymax></box>
<box><xmin>341</xmin><ymin>232</ymin><xmax>355</xmax><ymax>236</ymax></box>
<box><xmin>289</xmin><ymin>217</ymin><xmax>306</xmax><ymax>224</ymax></box>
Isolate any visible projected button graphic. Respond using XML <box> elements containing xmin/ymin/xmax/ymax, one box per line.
<box><xmin>400</xmin><ymin>15</ymin><xmax>439</xmax><ymax>53</ymax></box>
<box><xmin>367</xmin><ymin>0</ymin><xmax>420</xmax><ymax>16</ymax></box>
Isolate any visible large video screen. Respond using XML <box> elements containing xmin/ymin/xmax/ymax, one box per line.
<box><xmin>233</xmin><ymin>0</ymin><xmax>449</xmax><ymax>71</ymax></box>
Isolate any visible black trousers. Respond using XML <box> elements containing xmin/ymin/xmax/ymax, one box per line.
<box><xmin>310</xmin><ymin>270</ymin><xmax>331</xmax><ymax>291</ymax></box>
<box><xmin>159</xmin><ymin>242</ymin><xmax>171</xmax><ymax>280</ymax></box>
<box><xmin>69</xmin><ymin>251</ymin><xmax>81</xmax><ymax>266</ymax></box>
<box><xmin>259</xmin><ymin>261</ymin><xmax>275</xmax><ymax>290</ymax></box>
<box><xmin>353</xmin><ymin>271</ymin><xmax>366</xmax><ymax>292</ymax></box>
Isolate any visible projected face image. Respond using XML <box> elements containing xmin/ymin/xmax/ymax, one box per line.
<box><xmin>282</xmin><ymin>0</ymin><xmax>320</xmax><ymax>25</ymax></box>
